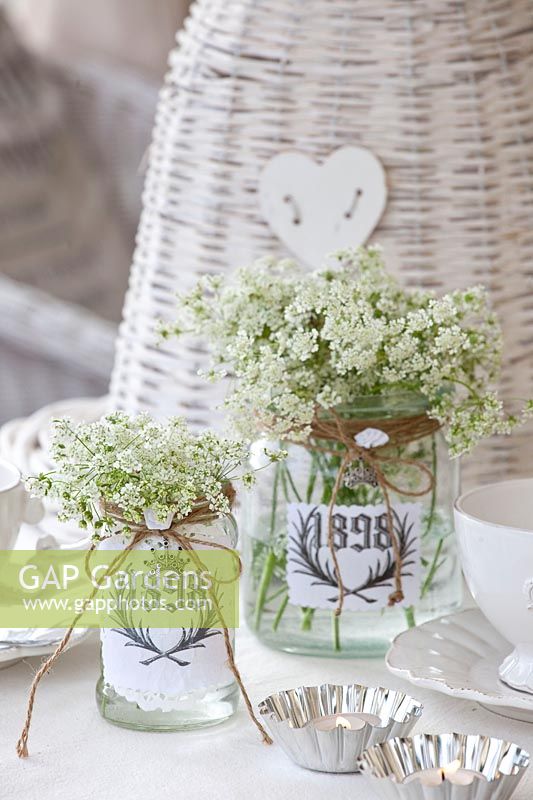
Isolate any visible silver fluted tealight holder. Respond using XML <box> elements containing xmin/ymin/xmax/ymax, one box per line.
<box><xmin>258</xmin><ymin>683</ymin><xmax>423</xmax><ymax>773</ymax></box>
<box><xmin>357</xmin><ymin>733</ymin><xmax>529</xmax><ymax>800</ymax></box>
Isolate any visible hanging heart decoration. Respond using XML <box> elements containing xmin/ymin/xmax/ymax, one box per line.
<box><xmin>259</xmin><ymin>145</ymin><xmax>388</xmax><ymax>269</ymax></box>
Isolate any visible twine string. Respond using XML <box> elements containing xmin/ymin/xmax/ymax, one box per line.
<box><xmin>17</xmin><ymin>540</ymin><xmax>144</xmax><ymax>757</ymax></box>
<box><xmin>309</xmin><ymin>409</ymin><xmax>439</xmax><ymax>616</ymax></box>
<box><xmin>17</xmin><ymin>488</ymin><xmax>271</xmax><ymax>758</ymax></box>
<box><xmin>147</xmin><ymin>530</ymin><xmax>271</xmax><ymax>745</ymax></box>
<box><xmin>16</xmin><ymin>581</ymin><xmax>93</xmax><ymax>758</ymax></box>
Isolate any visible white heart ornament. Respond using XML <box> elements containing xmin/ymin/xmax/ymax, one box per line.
<box><xmin>259</xmin><ymin>146</ymin><xmax>387</xmax><ymax>269</ymax></box>
<box><xmin>354</xmin><ymin>428</ymin><xmax>389</xmax><ymax>449</ymax></box>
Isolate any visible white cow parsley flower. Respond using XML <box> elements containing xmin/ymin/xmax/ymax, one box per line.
<box><xmin>162</xmin><ymin>246</ymin><xmax>533</xmax><ymax>456</ymax></box>
<box><xmin>27</xmin><ymin>412</ymin><xmax>283</xmax><ymax>538</ymax></box>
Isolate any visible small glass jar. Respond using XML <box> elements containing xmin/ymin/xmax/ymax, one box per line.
<box><xmin>242</xmin><ymin>394</ymin><xmax>462</xmax><ymax>657</ymax></box>
<box><xmin>96</xmin><ymin>512</ymin><xmax>239</xmax><ymax>731</ymax></box>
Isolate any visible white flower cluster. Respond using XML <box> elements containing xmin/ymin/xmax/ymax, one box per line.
<box><xmin>162</xmin><ymin>246</ymin><xmax>532</xmax><ymax>456</ymax></box>
<box><xmin>27</xmin><ymin>412</ymin><xmax>282</xmax><ymax>537</ymax></box>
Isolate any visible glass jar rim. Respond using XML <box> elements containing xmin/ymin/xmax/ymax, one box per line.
<box><xmin>328</xmin><ymin>391</ymin><xmax>430</xmax><ymax>417</ymax></box>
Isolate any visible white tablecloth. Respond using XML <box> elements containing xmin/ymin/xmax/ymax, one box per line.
<box><xmin>2</xmin><ymin>626</ymin><xmax>533</xmax><ymax>800</ymax></box>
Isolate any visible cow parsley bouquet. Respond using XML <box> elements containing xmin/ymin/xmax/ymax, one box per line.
<box><xmin>161</xmin><ymin>245</ymin><xmax>531</xmax><ymax>456</ymax></box>
<box><xmin>27</xmin><ymin>412</ymin><xmax>284</xmax><ymax>539</ymax></box>
<box><xmin>159</xmin><ymin>247</ymin><xmax>533</xmax><ymax>648</ymax></box>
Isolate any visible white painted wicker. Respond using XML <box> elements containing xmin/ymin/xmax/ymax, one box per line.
<box><xmin>110</xmin><ymin>0</ymin><xmax>533</xmax><ymax>484</ymax></box>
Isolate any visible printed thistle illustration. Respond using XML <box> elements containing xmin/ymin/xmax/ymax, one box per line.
<box><xmin>109</xmin><ymin>582</ymin><xmax>222</xmax><ymax>667</ymax></box>
<box><xmin>111</xmin><ymin>625</ymin><xmax>221</xmax><ymax>667</ymax></box>
<box><xmin>288</xmin><ymin>505</ymin><xmax>417</xmax><ymax>605</ymax></box>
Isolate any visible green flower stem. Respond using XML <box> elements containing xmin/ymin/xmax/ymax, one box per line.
<box><xmin>421</xmin><ymin>537</ymin><xmax>445</xmax><ymax>598</ymax></box>
<box><xmin>422</xmin><ymin>435</ymin><xmax>438</xmax><ymax>538</ymax></box>
<box><xmin>253</xmin><ymin>463</ymin><xmax>281</xmax><ymax>630</ymax></box>
<box><xmin>305</xmin><ymin>452</ymin><xmax>318</xmax><ymax>502</ymax></box>
<box><xmin>300</xmin><ymin>607</ymin><xmax>315</xmax><ymax>631</ymax></box>
<box><xmin>316</xmin><ymin>448</ymin><xmax>342</xmax><ymax>652</ymax></box>
<box><xmin>316</xmin><ymin>451</ymin><xmax>335</xmax><ymax>504</ymax></box>
<box><xmin>279</xmin><ymin>463</ymin><xmax>290</xmax><ymax>501</ymax></box>
<box><xmin>277</xmin><ymin>455</ymin><xmax>318</xmax><ymax>634</ymax></box>
<box><xmin>406</xmin><ymin>435</ymin><xmax>439</xmax><ymax>629</ymax></box>
<box><xmin>255</xmin><ymin>452</ymin><xmax>328</xmax><ymax>638</ymax></box>
<box><xmin>254</xmin><ymin>550</ymin><xmax>277</xmax><ymax>631</ymax></box>
<box><xmin>265</xmin><ymin>586</ymin><xmax>288</xmax><ymax>605</ymax></box>
<box><xmin>279</xmin><ymin>460</ymin><xmax>302</xmax><ymax>504</ymax></box>
<box><xmin>332</xmin><ymin>613</ymin><xmax>341</xmax><ymax>652</ymax></box>
<box><xmin>265</xmin><ymin>570</ymin><xmax>291</xmax><ymax>630</ymax></box>
<box><xmin>309</xmin><ymin>450</ymin><xmax>344</xmax><ymax>645</ymax></box>
<box><xmin>265</xmin><ymin>459</ymin><xmax>303</xmax><ymax>633</ymax></box>
<box><xmin>283</xmin><ymin>462</ymin><xmax>302</xmax><ymax>502</ymax></box>
<box><xmin>404</xmin><ymin>606</ymin><xmax>416</xmax><ymax>628</ymax></box>
<box><xmin>405</xmin><ymin>536</ymin><xmax>446</xmax><ymax>630</ymax></box>
<box><xmin>272</xmin><ymin>594</ymin><xmax>289</xmax><ymax>631</ymax></box>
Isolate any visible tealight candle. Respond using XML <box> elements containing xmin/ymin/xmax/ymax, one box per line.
<box><xmin>309</xmin><ymin>712</ymin><xmax>382</xmax><ymax>732</ymax></box>
<box><xmin>402</xmin><ymin>760</ymin><xmax>487</xmax><ymax>787</ymax></box>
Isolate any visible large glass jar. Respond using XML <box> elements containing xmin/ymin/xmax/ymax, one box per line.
<box><xmin>243</xmin><ymin>394</ymin><xmax>461</xmax><ymax>657</ymax></box>
<box><xmin>96</xmin><ymin>512</ymin><xmax>239</xmax><ymax>730</ymax></box>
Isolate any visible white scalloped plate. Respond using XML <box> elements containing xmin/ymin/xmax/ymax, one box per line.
<box><xmin>0</xmin><ymin>628</ymin><xmax>90</xmax><ymax>670</ymax></box>
<box><xmin>386</xmin><ymin>609</ymin><xmax>533</xmax><ymax>723</ymax></box>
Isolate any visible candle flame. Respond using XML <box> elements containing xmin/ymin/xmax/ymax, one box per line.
<box><xmin>335</xmin><ymin>716</ymin><xmax>352</xmax><ymax>730</ymax></box>
<box><xmin>442</xmin><ymin>760</ymin><xmax>461</xmax><ymax>779</ymax></box>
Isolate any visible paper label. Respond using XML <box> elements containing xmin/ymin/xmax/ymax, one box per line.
<box><xmin>99</xmin><ymin>530</ymin><xmax>233</xmax><ymax>710</ymax></box>
<box><xmin>286</xmin><ymin>502</ymin><xmax>421</xmax><ymax>611</ymax></box>
<box><xmin>101</xmin><ymin>626</ymin><xmax>232</xmax><ymax>709</ymax></box>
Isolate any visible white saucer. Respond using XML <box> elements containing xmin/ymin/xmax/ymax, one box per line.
<box><xmin>0</xmin><ymin>396</ymin><xmax>106</xmax><ymax>549</ymax></box>
<box><xmin>0</xmin><ymin>628</ymin><xmax>90</xmax><ymax>670</ymax></box>
<box><xmin>386</xmin><ymin>608</ymin><xmax>533</xmax><ymax>723</ymax></box>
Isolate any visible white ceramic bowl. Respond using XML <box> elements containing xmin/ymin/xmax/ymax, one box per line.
<box><xmin>455</xmin><ymin>478</ymin><xmax>533</xmax><ymax>693</ymax></box>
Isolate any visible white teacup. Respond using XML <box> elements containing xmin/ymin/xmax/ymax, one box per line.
<box><xmin>0</xmin><ymin>458</ymin><xmax>44</xmax><ymax>549</ymax></box>
<box><xmin>455</xmin><ymin>478</ymin><xmax>533</xmax><ymax>693</ymax></box>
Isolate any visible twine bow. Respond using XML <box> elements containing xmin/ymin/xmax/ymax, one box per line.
<box><xmin>17</xmin><ymin>486</ymin><xmax>272</xmax><ymax>758</ymax></box>
<box><xmin>309</xmin><ymin>410</ymin><xmax>439</xmax><ymax>617</ymax></box>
